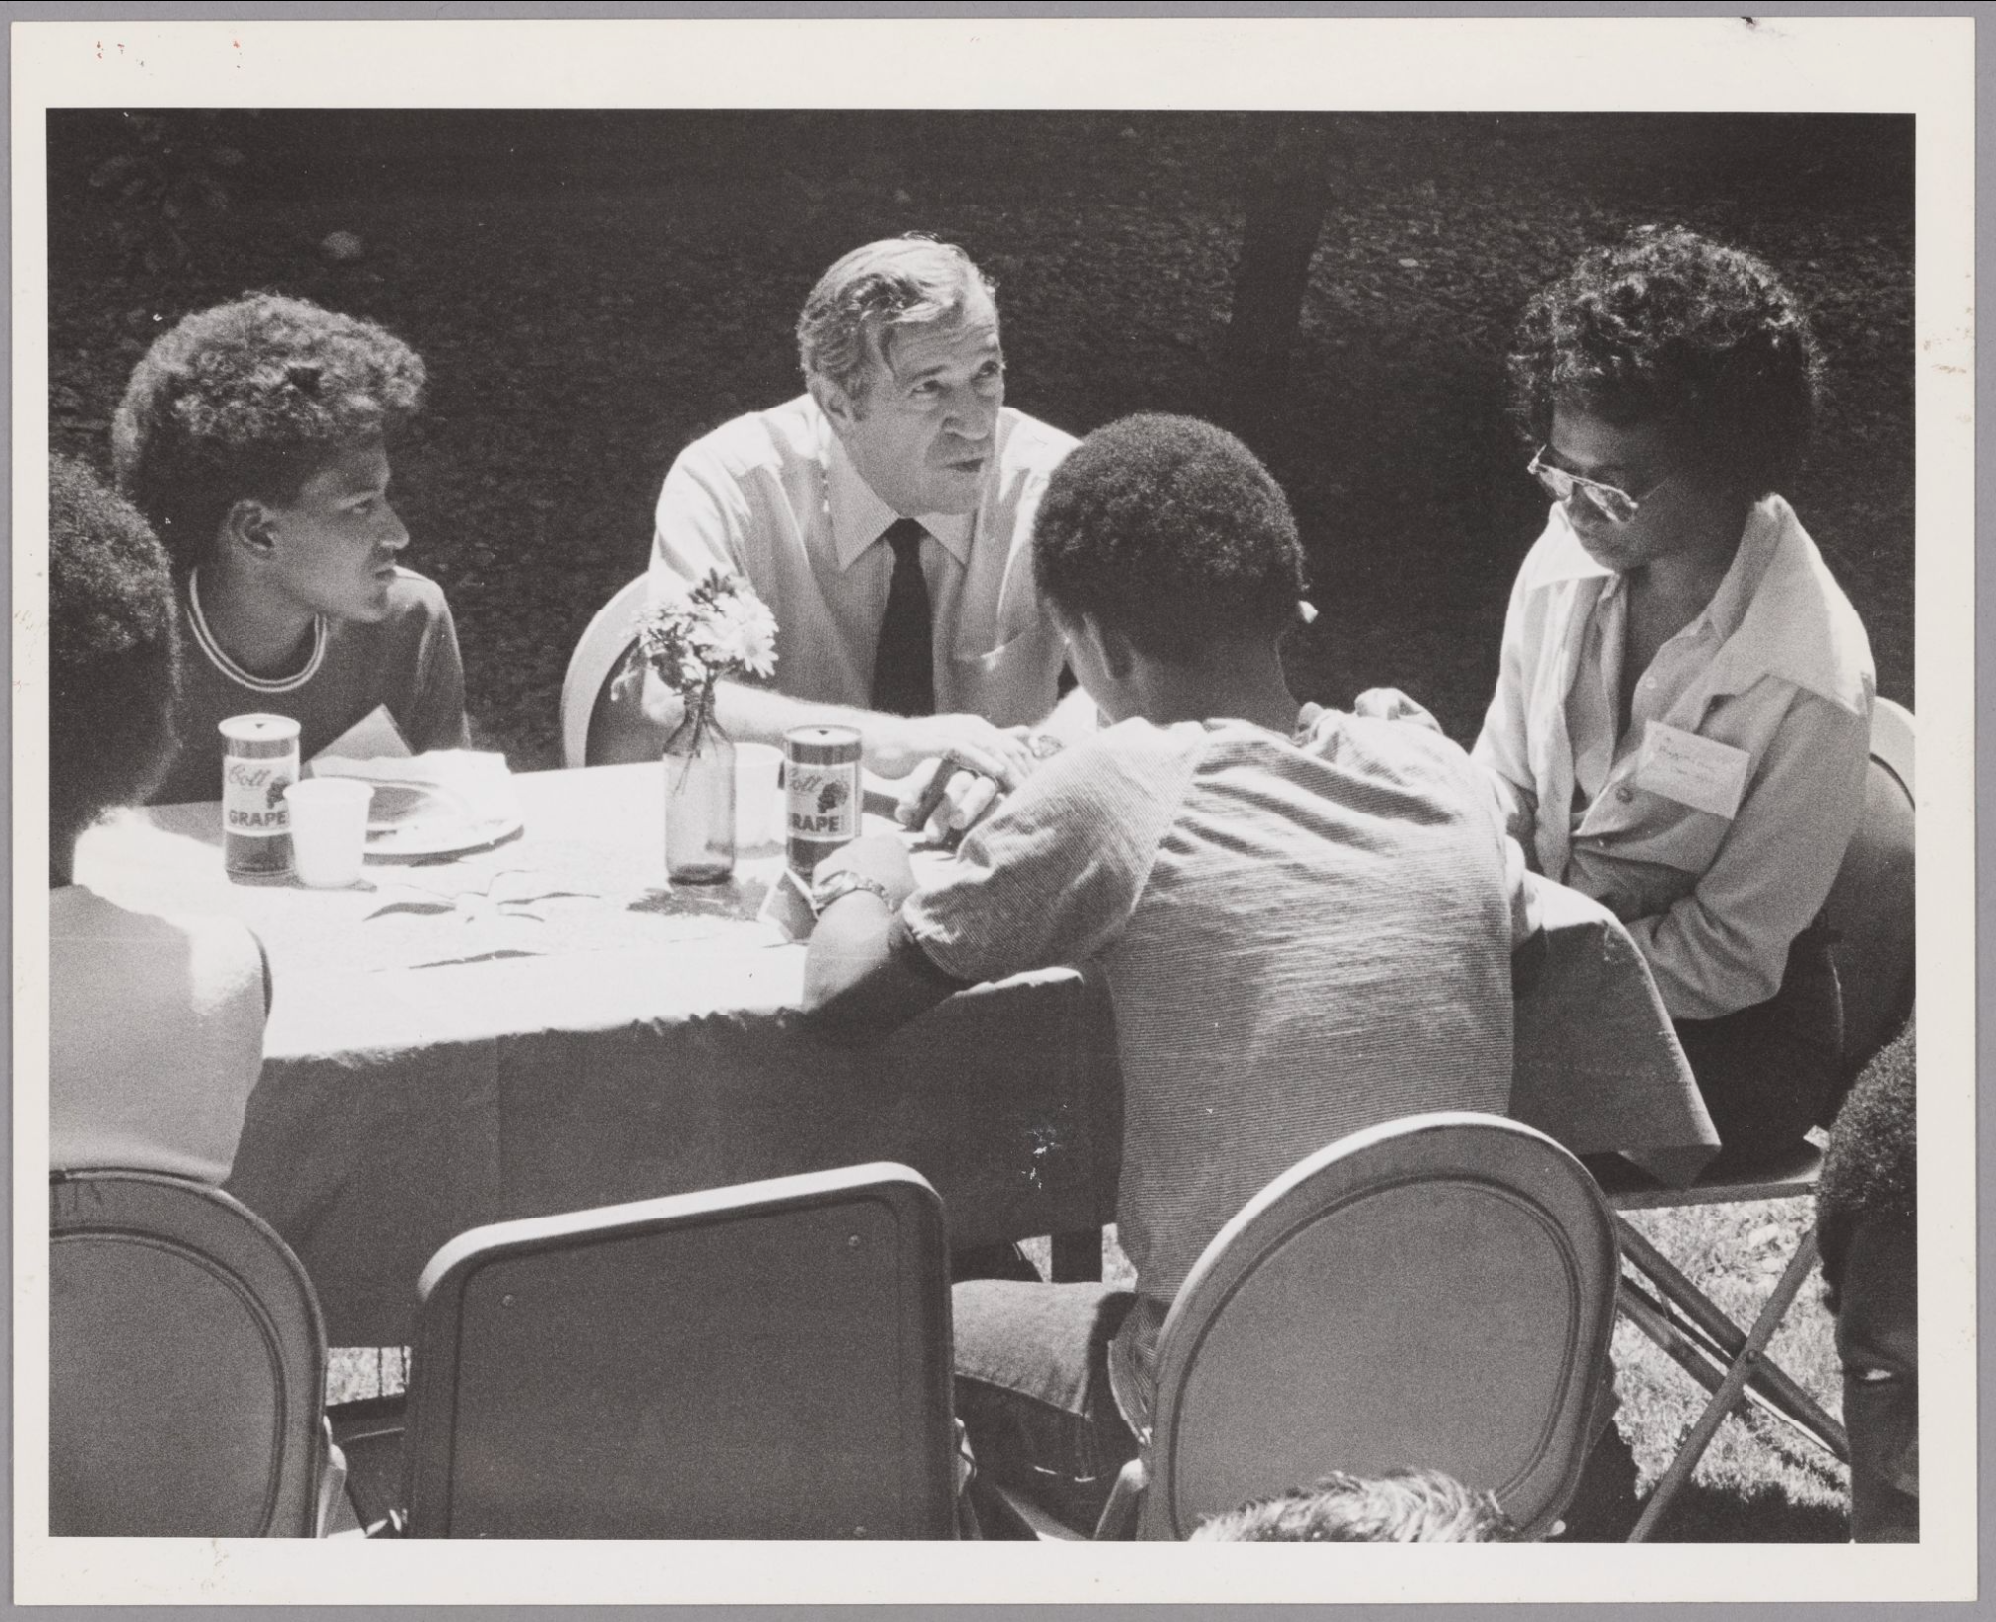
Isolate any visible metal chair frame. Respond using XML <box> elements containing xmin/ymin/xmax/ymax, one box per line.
<box><xmin>341</xmin><ymin>1162</ymin><xmax>958</xmax><ymax>1539</ymax></box>
<box><xmin>1069</xmin><ymin>1113</ymin><xmax>1622</xmax><ymax>1541</ymax></box>
<box><xmin>50</xmin><ymin>1168</ymin><xmax>332</xmax><ymax>1537</ymax></box>
<box><xmin>1606</xmin><ymin>696</ymin><xmax>1914</xmax><ymax>1541</ymax></box>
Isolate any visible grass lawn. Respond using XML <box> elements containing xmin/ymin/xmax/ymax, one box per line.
<box><xmin>52</xmin><ymin>111</ymin><xmax>1906</xmax><ymax>1542</ymax></box>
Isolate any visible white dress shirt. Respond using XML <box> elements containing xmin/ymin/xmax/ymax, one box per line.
<box><xmin>649</xmin><ymin>395</ymin><xmax>1076</xmax><ymax>726</ymax></box>
<box><xmin>1473</xmin><ymin>495</ymin><xmax>1875</xmax><ymax>1021</ymax></box>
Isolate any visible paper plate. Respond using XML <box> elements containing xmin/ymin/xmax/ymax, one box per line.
<box><xmin>361</xmin><ymin>778</ymin><xmax>522</xmax><ymax>858</ymax></box>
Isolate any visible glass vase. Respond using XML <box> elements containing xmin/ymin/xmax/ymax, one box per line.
<box><xmin>663</xmin><ymin>692</ymin><xmax>736</xmax><ymax>883</ymax></box>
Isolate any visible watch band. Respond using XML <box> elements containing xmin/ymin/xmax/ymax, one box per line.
<box><xmin>811</xmin><ymin>867</ymin><xmax>895</xmax><ymax>915</ymax></box>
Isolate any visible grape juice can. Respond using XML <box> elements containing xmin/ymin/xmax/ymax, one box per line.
<box><xmin>220</xmin><ymin>713</ymin><xmax>300</xmax><ymax>878</ymax></box>
<box><xmin>785</xmin><ymin>724</ymin><xmax>862</xmax><ymax>880</ymax></box>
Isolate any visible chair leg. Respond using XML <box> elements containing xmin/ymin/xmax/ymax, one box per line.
<box><xmin>1626</xmin><ymin>1233</ymin><xmax>1831</xmax><ymax>1542</ymax></box>
<box><xmin>1619</xmin><ymin>1277</ymin><xmax>1846</xmax><ymax>1460</ymax></box>
<box><xmin>1617</xmin><ymin>1220</ymin><xmax>1848</xmax><ymax>1459</ymax></box>
<box><xmin>1091</xmin><ymin>1456</ymin><xmax>1147</xmax><ymax>1540</ymax></box>
<box><xmin>1050</xmin><ymin>1227</ymin><xmax>1104</xmax><ymax>1283</ymax></box>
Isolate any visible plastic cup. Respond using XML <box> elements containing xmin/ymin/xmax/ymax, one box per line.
<box><xmin>735</xmin><ymin>743</ymin><xmax>785</xmax><ymax>851</ymax></box>
<box><xmin>283</xmin><ymin>778</ymin><xmax>375</xmax><ymax>888</ymax></box>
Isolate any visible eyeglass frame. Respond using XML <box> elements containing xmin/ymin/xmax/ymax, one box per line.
<box><xmin>1526</xmin><ymin>445</ymin><xmax>1676</xmax><ymax>527</ymax></box>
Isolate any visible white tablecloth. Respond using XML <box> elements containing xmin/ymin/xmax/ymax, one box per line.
<box><xmin>73</xmin><ymin>763</ymin><xmax>1714</xmax><ymax>1342</ymax></box>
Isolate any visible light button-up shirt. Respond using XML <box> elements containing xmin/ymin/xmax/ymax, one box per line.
<box><xmin>1474</xmin><ymin>495</ymin><xmax>1875</xmax><ymax>1021</ymax></box>
<box><xmin>649</xmin><ymin>395</ymin><xmax>1076</xmax><ymax>725</ymax></box>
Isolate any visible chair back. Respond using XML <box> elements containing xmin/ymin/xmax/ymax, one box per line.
<box><xmin>559</xmin><ymin>574</ymin><xmax>650</xmax><ymax>768</ymax></box>
<box><xmin>49</xmin><ymin>1169</ymin><xmax>328</xmax><ymax>1536</ymax></box>
<box><xmin>1139</xmin><ymin>1113</ymin><xmax>1619</xmax><ymax>1541</ymax></box>
<box><xmin>1820</xmin><ymin>696</ymin><xmax>1916</xmax><ymax>1104</ymax></box>
<box><xmin>402</xmin><ymin>1163</ymin><xmax>956</xmax><ymax>1539</ymax></box>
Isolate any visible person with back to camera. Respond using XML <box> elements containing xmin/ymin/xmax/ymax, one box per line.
<box><xmin>597</xmin><ymin>234</ymin><xmax>1094</xmax><ymax>838</ymax></box>
<box><xmin>112</xmin><ymin>292</ymin><xmax>470</xmax><ymax>806</ymax></box>
<box><xmin>1363</xmin><ymin>226</ymin><xmax>1876</xmax><ymax>1172</ymax></box>
<box><xmin>800</xmin><ymin>413</ymin><xmax>1522</xmax><ymax>1533</ymax></box>
<box><xmin>1815</xmin><ymin>1020</ymin><xmax>1917</xmax><ymax>1542</ymax></box>
<box><xmin>48</xmin><ymin>456</ymin><xmax>265</xmax><ymax>1183</ymax></box>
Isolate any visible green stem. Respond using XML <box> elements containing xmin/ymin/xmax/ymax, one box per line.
<box><xmin>669</xmin><ymin>680</ymin><xmax>716</xmax><ymax>796</ymax></box>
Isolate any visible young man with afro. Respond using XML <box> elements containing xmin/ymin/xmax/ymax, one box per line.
<box><xmin>801</xmin><ymin>413</ymin><xmax>1521</xmax><ymax>1533</ymax></box>
<box><xmin>112</xmin><ymin>292</ymin><xmax>469</xmax><ymax>805</ymax></box>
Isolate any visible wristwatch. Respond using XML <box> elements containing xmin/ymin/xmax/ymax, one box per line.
<box><xmin>810</xmin><ymin>867</ymin><xmax>896</xmax><ymax>915</ymax></box>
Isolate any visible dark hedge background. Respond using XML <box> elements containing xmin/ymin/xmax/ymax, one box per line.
<box><xmin>48</xmin><ymin>110</ymin><xmax>1913</xmax><ymax>767</ymax></box>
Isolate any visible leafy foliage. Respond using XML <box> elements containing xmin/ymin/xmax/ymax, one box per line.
<box><xmin>634</xmin><ymin>569</ymin><xmax>778</xmax><ymax>700</ymax></box>
<box><xmin>88</xmin><ymin>111</ymin><xmax>248</xmax><ymax>280</ymax></box>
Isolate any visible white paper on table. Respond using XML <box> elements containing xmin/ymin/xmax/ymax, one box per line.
<box><xmin>309</xmin><ymin>703</ymin><xmax>412</xmax><ymax>764</ymax></box>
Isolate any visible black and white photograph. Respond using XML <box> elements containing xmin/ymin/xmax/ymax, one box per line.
<box><xmin>12</xmin><ymin>12</ymin><xmax>1975</xmax><ymax>1607</ymax></box>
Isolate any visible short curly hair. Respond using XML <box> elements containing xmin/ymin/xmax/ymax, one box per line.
<box><xmin>1507</xmin><ymin>226</ymin><xmax>1823</xmax><ymax>500</ymax></box>
<box><xmin>111</xmin><ymin>292</ymin><xmax>426</xmax><ymax>573</ymax></box>
<box><xmin>1031</xmin><ymin>413</ymin><xmax>1307</xmax><ymax>663</ymax></box>
<box><xmin>1191</xmin><ymin>1468</ymin><xmax>1517</xmax><ymax>1543</ymax></box>
<box><xmin>49</xmin><ymin>456</ymin><xmax>182</xmax><ymax>869</ymax></box>
<box><xmin>1817</xmin><ymin>1019</ymin><xmax>1916</xmax><ymax>1312</ymax></box>
<box><xmin>796</xmin><ymin>235</ymin><xmax>996</xmax><ymax>410</ymax></box>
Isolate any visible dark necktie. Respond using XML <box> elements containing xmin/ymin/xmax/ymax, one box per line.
<box><xmin>870</xmin><ymin>517</ymin><xmax>934</xmax><ymax>717</ymax></box>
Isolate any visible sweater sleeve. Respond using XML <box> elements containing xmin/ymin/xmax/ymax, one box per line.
<box><xmin>902</xmin><ymin>722</ymin><xmax>1201</xmax><ymax>985</ymax></box>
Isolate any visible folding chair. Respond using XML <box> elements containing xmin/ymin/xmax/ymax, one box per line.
<box><xmin>50</xmin><ymin>1169</ymin><xmax>341</xmax><ymax>1537</ymax></box>
<box><xmin>559</xmin><ymin>573</ymin><xmax>649</xmax><ymax>768</ymax></box>
<box><xmin>1602</xmin><ymin>696</ymin><xmax>1915</xmax><ymax>1541</ymax></box>
<box><xmin>345</xmin><ymin>1163</ymin><xmax>959</xmax><ymax>1538</ymax></box>
<box><xmin>1056</xmin><ymin>1114</ymin><xmax>1621</xmax><ymax>1541</ymax></box>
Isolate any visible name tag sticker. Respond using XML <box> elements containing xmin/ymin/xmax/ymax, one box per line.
<box><xmin>1633</xmin><ymin>723</ymin><xmax>1750</xmax><ymax>819</ymax></box>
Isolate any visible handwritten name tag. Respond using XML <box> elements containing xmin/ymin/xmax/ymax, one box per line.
<box><xmin>1633</xmin><ymin>722</ymin><xmax>1750</xmax><ymax>819</ymax></box>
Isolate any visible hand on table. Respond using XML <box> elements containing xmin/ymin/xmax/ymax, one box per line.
<box><xmin>812</xmin><ymin>833</ymin><xmax>919</xmax><ymax>911</ymax></box>
<box><xmin>865</xmin><ymin>713</ymin><xmax>1035</xmax><ymax>787</ymax></box>
<box><xmin>1352</xmin><ymin>686</ymin><xmax>1446</xmax><ymax>735</ymax></box>
<box><xmin>892</xmin><ymin>725</ymin><xmax>1068</xmax><ymax>844</ymax></box>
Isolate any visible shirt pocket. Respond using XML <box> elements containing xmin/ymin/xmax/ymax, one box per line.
<box><xmin>945</xmin><ymin>621</ymin><xmax>1064</xmax><ymax>727</ymax></box>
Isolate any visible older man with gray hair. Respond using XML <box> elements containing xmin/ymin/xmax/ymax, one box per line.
<box><xmin>602</xmin><ymin>235</ymin><xmax>1089</xmax><ymax>810</ymax></box>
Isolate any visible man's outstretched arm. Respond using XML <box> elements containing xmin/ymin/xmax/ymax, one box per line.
<box><xmin>594</xmin><ymin>661</ymin><xmax>1036</xmax><ymax>785</ymax></box>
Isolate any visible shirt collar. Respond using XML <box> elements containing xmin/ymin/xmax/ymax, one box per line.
<box><xmin>1707</xmin><ymin>495</ymin><xmax>1872</xmax><ymax>714</ymax></box>
<box><xmin>1683</xmin><ymin>499</ymin><xmax>1775</xmax><ymax>645</ymax></box>
<box><xmin>823</xmin><ymin>415</ymin><xmax>975</xmax><ymax>571</ymax></box>
<box><xmin>1521</xmin><ymin>502</ymin><xmax>1617</xmax><ymax>589</ymax></box>
<box><xmin>1526</xmin><ymin>495</ymin><xmax>1870</xmax><ymax>714</ymax></box>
